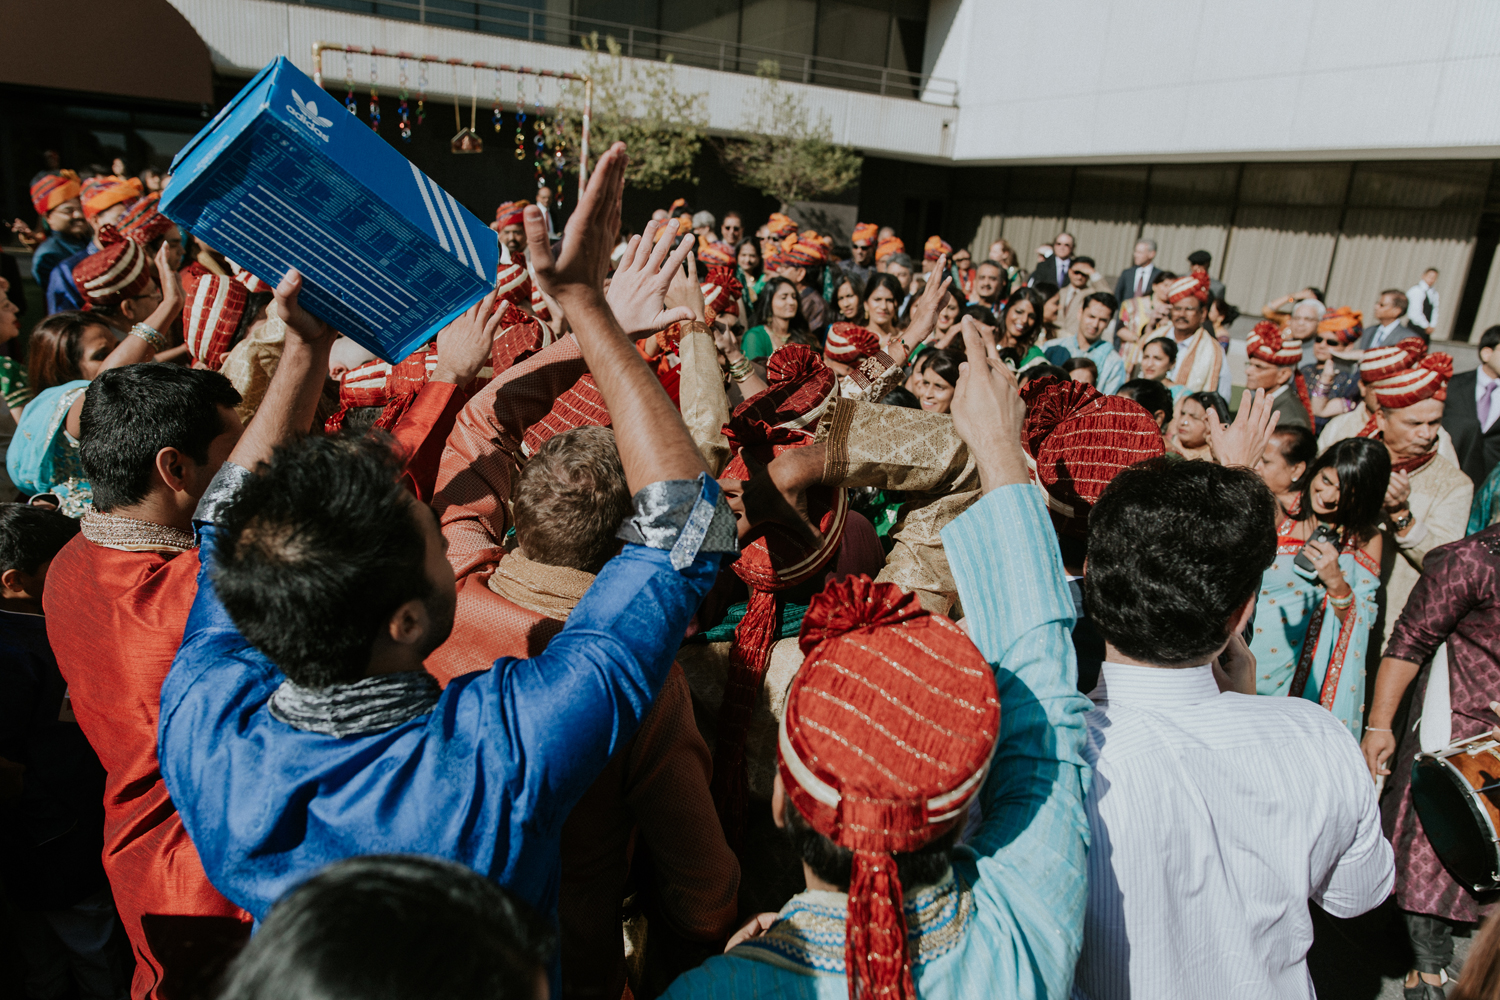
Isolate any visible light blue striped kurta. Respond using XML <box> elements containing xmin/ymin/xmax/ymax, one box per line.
<box><xmin>662</xmin><ymin>484</ymin><xmax>1094</xmax><ymax>1000</ymax></box>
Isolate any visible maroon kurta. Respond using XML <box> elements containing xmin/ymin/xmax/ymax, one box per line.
<box><xmin>1381</xmin><ymin>524</ymin><xmax>1500</xmax><ymax>922</ymax></box>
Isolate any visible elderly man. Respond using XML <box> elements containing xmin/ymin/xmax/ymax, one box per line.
<box><xmin>45</xmin><ymin>174</ymin><xmax>143</xmax><ymax>313</ymax></box>
<box><xmin>1115</xmin><ymin>238</ymin><xmax>1161</xmax><ymax>305</ymax></box>
<box><xmin>1029</xmin><ymin>231</ymin><xmax>1075</xmax><ymax>287</ymax></box>
<box><xmin>1244</xmin><ymin>321</ymin><xmax>1312</xmax><ymax>430</ymax></box>
<box><xmin>1043</xmin><ymin>291</ymin><xmax>1127</xmax><ymax>393</ymax></box>
<box><xmin>27</xmin><ymin>171</ymin><xmax>90</xmax><ymax>288</ymax></box>
<box><xmin>1356</xmin><ymin>338</ymin><xmax>1473</xmax><ymax>648</ymax></box>
<box><xmin>1359</xmin><ymin>289</ymin><xmax>1427</xmax><ymax>349</ymax></box>
<box><xmin>1152</xmin><ymin>274</ymin><xmax>1230</xmax><ymax>399</ymax></box>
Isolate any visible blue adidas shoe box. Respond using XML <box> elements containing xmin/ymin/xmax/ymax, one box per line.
<box><xmin>161</xmin><ymin>57</ymin><xmax>498</xmax><ymax>363</ymax></box>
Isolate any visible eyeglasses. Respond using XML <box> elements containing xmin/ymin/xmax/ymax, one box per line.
<box><xmin>1315</xmin><ymin>336</ymin><xmax>1343</xmax><ymax>346</ymax></box>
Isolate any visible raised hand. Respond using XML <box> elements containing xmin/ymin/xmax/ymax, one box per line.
<box><xmin>902</xmin><ymin>253</ymin><xmax>954</xmax><ymax>353</ymax></box>
<box><xmin>951</xmin><ymin>317</ymin><xmax>1028</xmax><ymax>493</ymax></box>
<box><xmin>607</xmin><ymin>220</ymin><xmax>698</xmax><ymax>337</ymax></box>
<box><xmin>526</xmin><ymin>141</ymin><xmax>627</xmax><ymax>307</ymax></box>
<box><xmin>663</xmin><ymin>246</ymin><xmax>706</xmax><ymax>325</ymax></box>
<box><xmin>433</xmin><ymin>289</ymin><xmax>503</xmax><ymax>386</ymax></box>
<box><xmin>273</xmin><ymin>268</ymin><xmax>336</xmax><ymax>347</ymax></box>
<box><xmin>1207</xmin><ymin>387</ymin><xmax>1279</xmax><ymax>469</ymax></box>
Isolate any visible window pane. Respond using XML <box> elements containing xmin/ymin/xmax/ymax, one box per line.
<box><xmin>741</xmin><ymin>0</ymin><xmax>816</xmax><ymax>70</ymax></box>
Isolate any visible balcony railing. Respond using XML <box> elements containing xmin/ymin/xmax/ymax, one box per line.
<box><xmin>289</xmin><ymin>0</ymin><xmax>959</xmax><ymax>105</ymax></box>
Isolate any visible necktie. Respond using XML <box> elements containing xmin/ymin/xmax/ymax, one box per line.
<box><xmin>1481</xmin><ymin>379</ymin><xmax>1498</xmax><ymax>432</ymax></box>
<box><xmin>1135</xmin><ymin>268</ymin><xmax>1148</xmax><ymax>296</ymax></box>
<box><xmin>1423</xmin><ymin>291</ymin><xmax>1434</xmax><ymax>321</ymax></box>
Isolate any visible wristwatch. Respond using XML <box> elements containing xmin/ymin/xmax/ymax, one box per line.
<box><xmin>1391</xmin><ymin>509</ymin><xmax>1415</xmax><ymax>532</ymax></box>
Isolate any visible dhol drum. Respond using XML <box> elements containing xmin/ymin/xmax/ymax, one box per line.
<box><xmin>1412</xmin><ymin>731</ymin><xmax>1500</xmax><ymax>894</ymax></box>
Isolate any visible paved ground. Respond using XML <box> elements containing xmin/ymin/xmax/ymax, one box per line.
<box><xmin>1311</xmin><ymin>896</ymin><xmax>1472</xmax><ymax>999</ymax></box>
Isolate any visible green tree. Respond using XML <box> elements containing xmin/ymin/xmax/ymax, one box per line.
<box><xmin>557</xmin><ymin>34</ymin><xmax>708</xmax><ymax>190</ymax></box>
<box><xmin>715</xmin><ymin>61</ymin><xmax>862</xmax><ymax>210</ymax></box>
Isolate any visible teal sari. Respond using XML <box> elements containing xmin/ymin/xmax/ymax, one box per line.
<box><xmin>7</xmin><ymin>380</ymin><xmax>91</xmax><ymax>516</ymax></box>
<box><xmin>1470</xmin><ymin>462</ymin><xmax>1500</xmax><ymax>535</ymax></box>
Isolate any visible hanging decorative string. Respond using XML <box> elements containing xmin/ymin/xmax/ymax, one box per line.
<box><xmin>513</xmin><ymin>73</ymin><xmax>528</xmax><ymax>160</ymax></box>
<box><xmin>397</xmin><ymin>59</ymin><xmax>412</xmax><ymax>142</ymax></box>
<box><xmin>450</xmin><ymin>64</ymin><xmax>483</xmax><ymax>153</ymax></box>
<box><xmin>416</xmin><ymin>61</ymin><xmax>426</xmax><ymax>127</ymax></box>
<box><xmin>492</xmin><ymin>68</ymin><xmax>503</xmax><ymax>132</ymax></box>
<box><xmin>368</xmin><ymin>56</ymin><xmax>381</xmax><ymax>131</ymax></box>
<box><xmin>552</xmin><ymin>111</ymin><xmax>566</xmax><ymax>207</ymax></box>
<box><xmin>344</xmin><ymin>53</ymin><xmax>357</xmax><ymax>115</ymax></box>
<box><xmin>532</xmin><ymin>85</ymin><xmax>547</xmax><ymax>189</ymax></box>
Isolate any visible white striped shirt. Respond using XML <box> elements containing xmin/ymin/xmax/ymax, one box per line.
<box><xmin>1073</xmin><ymin>663</ymin><xmax>1393</xmax><ymax>1000</ymax></box>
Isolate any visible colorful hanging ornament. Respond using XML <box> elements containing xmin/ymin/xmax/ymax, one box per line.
<box><xmin>492</xmin><ymin>68</ymin><xmax>503</xmax><ymax>133</ymax></box>
<box><xmin>514</xmin><ymin>74</ymin><xmax>527</xmax><ymax>161</ymax></box>
<box><xmin>398</xmin><ymin>58</ymin><xmax>412</xmax><ymax>142</ymax></box>
<box><xmin>344</xmin><ymin>54</ymin><xmax>357</xmax><ymax>115</ymax></box>
<box><xmin>532</xmin><ymin>88</ymin><xmax>547</xmax><ymax>188</ymax></box>
<box><xmin>417</xmin><ymin>61</ymin><xmax>427</xmax><ymax>126</ymax></box>
<box><xmin>552</xmin><ymin>112</ymin><xmax>566</xmax><ymax>207</ymax></box>
<box><xmin>368</xmin><ymin>57</ymin><xmax>381</xmax><ymax>131</ymax></box>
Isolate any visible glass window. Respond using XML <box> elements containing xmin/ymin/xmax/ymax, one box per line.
<box><xmin>1238</xmin><ymin>163</ymin><xmax>1350</xmax><ymax>206</ymax></box>
<box><xmin>741</xmin><ymin>0</ymin><xmax>817</xmax><ymax>64</ymax></box>
<box><xmin>1147</xmin><ymin>164</ymin><xmax>1239</xmax><ymax>205</ymax></box>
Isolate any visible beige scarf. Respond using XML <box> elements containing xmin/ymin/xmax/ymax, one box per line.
<box><xmin>486</xmin><ymin>550</ymin><xmax>596</xmax><ymax>620</ymax></box>
<box><xmin>79</xmin><ymin>510</ymin><xmax>195</xmax><ymax>553</ymax></box>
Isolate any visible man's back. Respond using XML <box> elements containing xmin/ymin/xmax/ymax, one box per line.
<box><xmin>1075</xmin><ymin>663</ymin><xmax>1393</xmax><ymax>1000</ymax></box>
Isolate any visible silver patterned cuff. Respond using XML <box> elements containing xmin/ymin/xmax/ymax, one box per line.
<box><xmin>193</xmin><ymin>462</ymin><xmax>253</xmax><ymax>526</ymax></box>
<box><xmin>616</xmin><ymin>472</ymin><xmax>738</xmax><ymax>571</ymax></box>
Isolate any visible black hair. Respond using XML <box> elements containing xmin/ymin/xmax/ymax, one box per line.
<box><xmin>751</xmin><ymin>276</ymin><xmax>813</xmax><ymax>339</ymax></box>
<box><xmin>784</xmin><ymin>798</ymin><xmax>955</xmax><ymax>894</ymax></box>
<box><xmin>233</xmin><ymin>291</ymin><xmax>274</xmax><ymax>349</ymax></box>
<box><xmin>1209</xmin><ymin>296</ymin><xmax>1239</xmax><ymax>325</ymax></box>
<box><xmin>1478</xmin><ymin>325</ymin><xmax>1500</xmax><ymax>352</ymax></box>
<box><xmin>79</xmin><ymin>363</ymin><xmax>242</xmax><ymax>512</ymax></box>
<box><xmin>1142</xmin><ymin>336</ymin><xmax>1178</xmax><ymax>364</ymax></box>
<box><xmin>214</xmin><ymin>434</ymin><xmax>442</xmax><ymax>688</ymax></box>
<box><xmin>1062</xmin><ymin>356</ymin><xmax>1098</xmax><ymax>378</ymax></box>
<box><xmin>1184</xmin><ymin>390</ymin><xmax>1229</xmax><ymax>427</ymax></box>
<box><xmin>880</xmin><ymin>386</ymin><xmax>921</xmax><ymax>408</ymax></box>
<box><xmin>218</xmin><ymin>855</ymin><xmax>554</xmax><ymax>1000</ymax></box>
<box><xmin>975</xmin><ymin>259</ymin><xmax>1003</xmax><ymax>273</ymax></box>
<box><xmin>833</xmin><ymin>272</ymin><xmax>865</xmax><ymax>302</ymax></box>
<box><xmin>863</xmin><ymin>273</ymin><xmax>905</xmax><ymax>309</ymax></box>
<box><xmin>1073</xmin><ymin>256</ymin><xmax>1096</xmax><ymax>269</ymax></box>
<box><xmin>960</xmin><ymin>303</ymin><xmax>997</xmax><ymax>326</ymax></box>
<box><xmin>1001</xmin><ymin>286</ymin><xmax>1048</xmax><ymax>350</ymax></box>
<box><xmin>1032</xmin><ymin>281</ymin><xmax>1060</xmax><ymax>301</ymax></box>
<box><xmin>1187</xmin><ymin>250</ymin><xmax>1212</xmax><ymax>266</ymax></box>
<box><xmin>1152</xmin><ymin>270</ymin><xmax>1177</xmax><ymax>287</ymax></box>
<box><xmin>1019</xmin><ymin>363</ymin><xmax>1069</xmax><ymax>386</ymax></box>
<box><xmin>1292</xmin><ymin>436</ymin><xmax>1390</xmax><ymax>546</ymax></box>
<box><xmin>1116</xmin><ymin>378</ymin><xmax>1173</xmax><ymax>428</ymax></box>
<box><xmin>0</xmin><ymin>503</ymin><xmax>79</xmax><ymax>575</ymax></box>
<box><xmin>917</xmin><ymin>347</ymin><xmax>963</xmax><ymax>387</ymax></box>
<box><xmin>1083</xmin><ymin>291</ymin><xmax>1118</xmax><ymax>314</ymax></box>
<box><xmin>1271</xmin><ymin>424</ymin><xmax>1317</xmax><ymax>482</ymax></box>
<box><xmin>1304</xmin><ymin>287</ymin><xmax>1325</xmax><ymax>303</ymax></box>
<box><xmin>734</xmin><ymin>238</ymin><xmax>763</xmax><ymax>277</ymax></box>
<box><xmin>1085</xmin><ymin>460</ymin><xmax>1278</xmax><ymax>666</ymax></box>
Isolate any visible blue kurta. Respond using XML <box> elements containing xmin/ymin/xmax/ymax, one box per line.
<box><xmin>158</xmin><ymin>473</ymin><xmax>729</xmax><ymax>985</ymax></box>
<box><xmin>663</xmin><ymin>484</ymin><xmax>1094</xmax><ymax>1000</ymax></box>
<box><xmin>1250</xmin><ymin>520</ymin><xmax>1380</xmax><ymax>740</ymax></box>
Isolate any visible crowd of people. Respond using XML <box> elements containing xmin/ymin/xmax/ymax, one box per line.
<box><xmin>0</xmin><ymin>141</ymin><xmax>1498</xmax><ymax>1000</ymax></box>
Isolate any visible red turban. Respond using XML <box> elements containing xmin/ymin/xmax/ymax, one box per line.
<box><xmin>495</xmin><ymin>200</ymin><xmax>530</xmax><ymax>228</ymax></box>
<box><xmin>712</xmin><ymin>346</ymin><xmax>845</xmax><ymax>850</ymax></box>
<box><xmin>851</xmin><ymin>222</ymin><xmax>878</xmax><ymax>247</ymax></box>
<box><xmin>495</xmin><ymin>261</ymin><xmax>532</xmax><ymax>318</ymax></box>
<box><xmin>876</xmin><ymin>235</ymin><xmax>905</xmax><ymax>263</ymax></box>
<box><xmin>1318</xmin><ymin>307</ymin><xmax>1363</xmax><ymax>346</ymax></box>
<box><xmin>1166</xmin><ymin>273</ymin><xmax>1210</xmax><ymax>304</ymax></box>
<box><xmin>489</xmin><ymin>316</ymin><xmax>546</xmax><ymax>377</ymax></box>
<box><xmin>182</xmin><ymin>272</ymin><xmax>248</xmax><ymax>371</ymax></box>
<box><xmin>697</xmin><ymin>241</ymin><xmax>737</xmax><ymax>267</ymax></box>
<box><xmin>783</xmin><ymin>231</ymin><xmax>832</xmax><ymax>267</ymax></box>
<box><xmin>73</xmin><ymin>226</ymin><xmax>154</xmax><ymax>310</ymax></box>
<box><xmin>700</xmin><ymin>266</ymin><xmax>743</xmax><ymax>317</ymax></box>
<box><xmin>30</xmin><ymin>170</ymin><xmax>80</xmax><ymax>216</ymax></box>
<box><xmin>766</xmin><ymin>212</ymin><xmax>798</xmax><ymax>240</ymax></box>
<box><xmin>117</xmin><ymin>193</ymin><xmax>174</xmax><ymax>244</ymax></box>
<box><xmin>782</xmin><ymin>575</ymin><xmax>998</xmax><ymax>1000</ymax></box>
<box><xmin>1360</xmin><ymin>337</ymin><xmax>1453</xmax><ymax>409</ymax></box>
<box><xmin>1021</xmin><ymin>375</ymin><xmax>1165</xmax><ymax>534</ymax></box>
<box><xmin>1246</xmin><ymin>321</ymin><xmax>1302</xmax><ymax>366</ymax></box>
<box><xmin>923</xmin><ymin>235</ymin><xmax>952</xmax><ymax>261</ymax></box>
<box><xmin>521</xmin><ymin>375</ymin><xmax>611</xmax><ymax>457</ymax></box>
<box><xmin>326</xmin><ymin>346</ymin><xmax>439</xmax><ymax>433</ymax></box>
<box><xmin>823</xmin><ymin>322</ymin><xmax>881</xmax><ymax>364</ymax></box>
<box><xmin>79</xmin><ymin>176</ymin><xmax>143</xmax><ymax>221</ymax></box>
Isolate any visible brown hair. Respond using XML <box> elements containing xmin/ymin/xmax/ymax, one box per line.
<box><xmin>27</xmin><ymin>312</ymin><xmax>110</xmax><ymax>393</ymax></box>
<box><xmin>512</xmin><ymin>426</ymin><xmax>629</xmax><ymax>574</ymax></box>
<box><xmin>1453</xmin><ymin>914</ymin><xmax>1500</xmax><ymax>1000</ymax></box>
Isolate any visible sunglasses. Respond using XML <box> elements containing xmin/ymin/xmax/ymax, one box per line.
<box><xmin>1315</xmin><ymin>336</ymin><xmax>1343</xmax><ymax>346</ymax></box>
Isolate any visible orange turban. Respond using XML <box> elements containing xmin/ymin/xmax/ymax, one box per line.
<box><xmin>79</xmin><ymin>176</ymin><xmax>143</xmax><ymax>221</ymax></box>
<box><xmin>30</xmin><ymin>170</ymin><xmax>80</xmax><ymax>215</ymax></box>
<box><xmin>851</xmin><ymin>222</ymin><xmax>878</xmax><ymax>247</ymax></box>
<box><xmin>876</xmin><ymin>235</ymin><xmax>905</xmax><ymax>263</ymax></box>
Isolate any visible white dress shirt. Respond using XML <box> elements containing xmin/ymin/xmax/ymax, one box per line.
<box><xmin>1073</xmin><ymin>662</ymin><xmax>1393</xmax><ymax>1000</ymax></box>
<box><xmin>1406</xmin><ymin>281</ymin><xmax>1439</xmax><ymax>330</ymax></box>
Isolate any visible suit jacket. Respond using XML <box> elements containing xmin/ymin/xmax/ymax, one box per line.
<box><xmin>1028</xmin><ymin>256</ymin><xmax>1070</xmax><ymax>288</ymax></box>
<box><xmin>1269</xmin><ymin>385</ymin><xmax>1312</xmax><ymax>431</ymax></box>
<box><xmin>1443</xmin><ymin>368</ymin><xmax>1500</xmax><ymax>487</ymax></box>
<box><xmin>1356</xmin><ymin>322</ymin><xmax>1428</xmax><ymax>351</ymax></box>
<box><xmin>1114</xmin><ymin>264</ymin><xmax>1160</xmax><ymax>305</ymax></box>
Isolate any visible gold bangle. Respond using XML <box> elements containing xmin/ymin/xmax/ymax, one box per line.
<box><xmin>129</xmin><ymin>323</ymin><xmax>168</xmax><ymax>351</ymax></box>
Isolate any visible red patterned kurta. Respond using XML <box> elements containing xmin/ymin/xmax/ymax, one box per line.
<box><xmin>1381</xmin><ymin>525</ymin><xmax>1500</xmax><ymax>922</ymax></box>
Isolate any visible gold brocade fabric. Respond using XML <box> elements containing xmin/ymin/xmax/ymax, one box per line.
<box><xmin>79</xmin><ymin>510</ymin><xmax>194</xmax><ymax>553</ymax></box>
<box><xmin>485</xmin><ymin>551</ymin><xmax>595</xmax><ymax>621</ymax></box>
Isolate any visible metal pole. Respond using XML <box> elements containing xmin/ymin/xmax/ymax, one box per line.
<box><xmin>580</xmin><ymin>79</ymin><xmax>592</xmax><ymax>199</ymax></box>
<box><xmin>803</xmin><ymin>55</ymin><xmax>810</xmax><ymax>83</ymax></box>
<box><xmin>418</xmin><ymin>0</ymin><xmax>425</xmax><ymax>23</ymax></box>
<box><xmin>718</xmin><ymin>41</ymin><xmax>725</xmax><ymax>71</ymax></box>
<box><xmin>628</xmin><ymin>27</ymin><xmax>634</xmax><ymax>58</ymax></box>
<box><xmin>528</xmin><ymin>10</ymin><xmax>534</xmax><ymax>41</ymax></box>
<box><xmin>312</xmin><ymin>42</ymin><xmax>325</xmax><ymax>86</ymax></box>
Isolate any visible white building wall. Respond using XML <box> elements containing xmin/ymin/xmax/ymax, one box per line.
<box><xmin>929</xmin><ymin>0</ymin><xmax>1500</xmax><ymax>164</ymax></box>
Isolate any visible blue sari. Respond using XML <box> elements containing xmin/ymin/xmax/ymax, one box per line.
<box><xmin>6</xmin><ymin>380</ymin><xmax>92</xmax><ymax>516</ymax></box>
<box><xmin>1249</xmin><ymin>515</ymin><xmax>1380</xmax><ymax>740</ymax></box>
